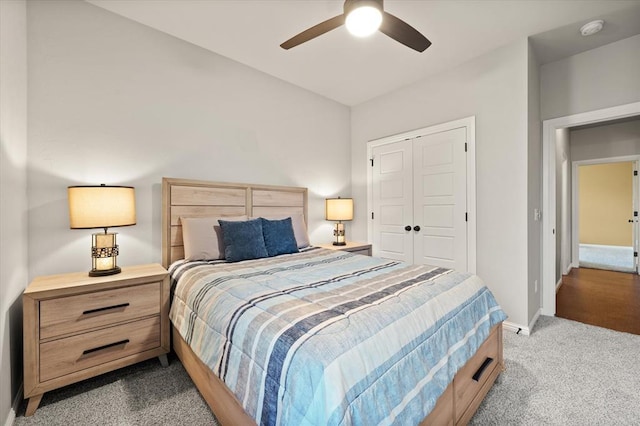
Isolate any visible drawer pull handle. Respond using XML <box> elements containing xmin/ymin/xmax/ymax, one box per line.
<box><xmin>83</xmin><ymin>303</ymin><xmax>130</xmax><ymax>315</ymax></box>
<box><xmin>82</xmin><ymin>339</ymin><xmax>130</xmax><ymax>355</ymax></box>
<box><xmin>472</xmin><ymin>357</ymin><xmax>494</xmax><ymax>382</ymax></box>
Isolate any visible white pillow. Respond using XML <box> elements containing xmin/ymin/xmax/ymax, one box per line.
<box><xmin>181</xmin><ymin>215</ymin><xmax>247</xmax><ymax>261</ymax></box>
<box><xmin>251</xmin><ymin>213</ymin><xmax>310</xmax><ymax>248</ymax></box>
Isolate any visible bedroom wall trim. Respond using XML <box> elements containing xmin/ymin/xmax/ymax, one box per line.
<box><xmin>528</xmin><ymin>309</ymin><xmax>541</xmax><ymax>334</ymax></box>
<box><xmin>503</xmin><ymin>307</ymin><xmax>540</xmax><ymax>336</ymax></box>
<box><xmin>3</xmin><ymin>409</ymin><xmax>14</xmax><ymax>426</ymax></box>
<box><xmin>542</xmin><ymin>101</ymin><xmax>640</xmax><ymax>316</ymax></box>
<box><xmin>502</xmin><ymin>321</ymin><xmax>530</xmax><ymax>336</ymax></box>
<box><xmin>3</xmin><ymin>382</ymin><xmax>22</xmax><ymax>426</ymax></box>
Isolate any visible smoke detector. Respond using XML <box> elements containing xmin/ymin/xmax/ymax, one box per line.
<box><xmin>580</xmin><ymin>20</ymin><xmax>604</xmax><ymax>36</ymax></box>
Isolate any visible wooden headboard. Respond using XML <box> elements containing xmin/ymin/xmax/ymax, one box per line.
<box><xmin>161</xmin><ymin>177</ymin><xmax>308</xmax><ymax>268</ymax></box>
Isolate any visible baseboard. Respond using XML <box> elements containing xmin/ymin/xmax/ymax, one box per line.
<box><xmin>556</xmin><ymin>264</ymin><xmax>575</xmax><ymax>292</ymax></box>
<box><xmin>502</xmin><ymin>321</ymin><xmax>530</xmax><ymax>336</ymax></box>
<box><xmin>3</xmin><ymin>408</ymin><xmax>15</xmax><ymax>426</ymax></box>
<box><xmin>564</xmin><ymin>264</ymin><xmax>574</xmax><ymax>275</ymax></box>
<box><xmin>4</xmin><ymin>383</ymin><xmax>22</xmax><ymax>426</ymax></box>
<box><xmin>528</xmin><ymin>309</ymin><xmax>541</xmax><ymax>332</ymax></box>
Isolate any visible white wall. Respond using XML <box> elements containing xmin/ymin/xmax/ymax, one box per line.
<box><xmin>27</xmin><ymin>0</ymin><xmax>351</xmax><ymax>278</ymax></box>
<box><xmin>570</xmin><ymin>119</ymin><xmax>640</xmax><ymax>162</ymax></box>
<box><xmin>527</xmin><ymin>41</ymin><xmax>542</xmax><ymax>324</ymax></box>
<box><xmin>0</xmin><ymin>0</ymin><xmax>28</xmax><ymax>423</ymax></box>
<box><xmin>351</xmin><ymin>39</ymin><xmax>531</xmax><ymax>328</ymax></box>
<box><xmin>541</xmin><ymin>35</ymin><xmax>640</xmax><ymax>121</ymax></box>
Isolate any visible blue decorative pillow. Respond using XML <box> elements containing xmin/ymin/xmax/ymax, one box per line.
<box><xmin>260</xmin><ymin>217</ymin><xmax>299</xmax><ymax>257</ymax></box>
<box><xmin>218</xmin><ymin>219</ymin><xmax>268</xmax><ymax>262</ymax></box>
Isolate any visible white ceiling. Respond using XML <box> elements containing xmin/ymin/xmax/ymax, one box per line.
<box><xmin>86</xmin><ymin>0</ymin><xmax>640</xmax><ymax>106</ymax></box>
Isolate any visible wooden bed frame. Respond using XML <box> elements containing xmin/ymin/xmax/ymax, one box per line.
<box><xmin>162</xmin><ymin>177</ymin><xmax>503</xmax><ymax>425</ymax></box>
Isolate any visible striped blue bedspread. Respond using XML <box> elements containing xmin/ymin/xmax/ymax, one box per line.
<box><xmin>169</xmin><ymin>247</ymin><xmax>506</xmax><ymax>426</ymax></box>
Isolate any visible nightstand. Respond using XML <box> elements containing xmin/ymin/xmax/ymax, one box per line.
<box><xmin>317</xmin><ymin>241</ymin><xmax>372</xmax><ymax>256</ymax></box>
<box><xmin>23</xmin><ymin>263</ymin><xmax>170</xmax><ymax>416</ymax></box>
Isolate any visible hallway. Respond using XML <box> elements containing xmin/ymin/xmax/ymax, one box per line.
<box><xmin>556</xmin><ymin>267</ymin><xmax>640</xmax><ymax>335</ymax></box>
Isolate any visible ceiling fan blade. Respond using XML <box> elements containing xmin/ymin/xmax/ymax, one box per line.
<box><xmin>280</xmin><ymin>15</ymin><xmax>346</xmax><ymax>50</ymax></box>
<box><xmin>379</xmin><ymin>12</ymin><xmax>431</xmax><ymax>52</ymax></box>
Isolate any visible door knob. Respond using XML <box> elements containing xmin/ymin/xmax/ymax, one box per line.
<box><xmin>404</xmin><ymin>225</ymin><xmax>412</xmax><ymax>231</ymax></box>
<box><xmin>413</xmin><ymin>226</ymin><xmax>421</xmax><ymax>232</ymax></box>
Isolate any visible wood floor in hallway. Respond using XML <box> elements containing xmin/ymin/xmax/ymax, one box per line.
<box><xmin>556</xmin><ymin>267</ymin><xmax>640</xmax><ymax>335</ymax></box>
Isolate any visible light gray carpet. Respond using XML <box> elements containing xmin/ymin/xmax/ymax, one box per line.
<box><xmin>14</xmin><ymin>354</ymin><xmax>219</xmax><ymax>426</ymax></box>
<box><xmin>15</xmin><ymin>316</ymin><xmax>640</xmax><ymax>425</ymax></box>
<box><xmin>471</xmin><ymin>316</ymin><xmax>640</xmax><ymax>425</ymax></box>
<box><xmin>579</xmin><ymin>243</ymin><xmax>635</xmax><ymax>273</ymax></box>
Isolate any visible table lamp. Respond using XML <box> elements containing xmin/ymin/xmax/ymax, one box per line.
<box><xmin>68</xmin><ymin>184</ymin><xmax>136</xmax><ymax>276</ymax></box>
<box><xmin>325</xmin><ymin>197</ymin><xmax>353</xmax><ymax>246</ymax></box>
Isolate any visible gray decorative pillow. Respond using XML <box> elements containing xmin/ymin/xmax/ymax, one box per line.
<box><xmin>218</xmin><ymin>218</ymin><xmax>268</xmax><ymax>262</ymax></box>
<box><xmin>181</xmin><ymin>215</ymin><xmax>247</xmax><ymax>261</ymax></box>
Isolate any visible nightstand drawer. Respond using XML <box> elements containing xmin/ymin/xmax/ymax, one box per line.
<box><xmin>40</xmin><ymin>282</ymin><xmax>160</xmax><ymax>340</ymax></box>
<box><xmin>40</xmin><ymin>316</ymin><xmax>161</xmax><ymax>382</ymax></box>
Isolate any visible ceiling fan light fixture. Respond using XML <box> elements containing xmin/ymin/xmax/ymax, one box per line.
<box><xmin>280</xmin><ymin>0</ymin><xmax>430</xmax><ymax>52</ymax></box>
<box><xmin>345</xmin><ymin>4</ymin><xmax>382</xmax><ymax>37</ymax></box>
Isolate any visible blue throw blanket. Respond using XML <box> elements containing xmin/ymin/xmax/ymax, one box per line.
<box><xmin>170</xmin><ymin>248</ymin><xmax>506</xmax><ymax>425</ymax></box>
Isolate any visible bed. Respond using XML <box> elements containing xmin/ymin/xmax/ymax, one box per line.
<box><xmin>162</xmin><ymin>177</ymin><xmax>506</xmax><ymax>425</ymax></box>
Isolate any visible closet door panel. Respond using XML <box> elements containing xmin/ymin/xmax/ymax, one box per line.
<box><xmin>414</xmin><ymin>127</ymin><xmax>467</xmax><ymax>270</ymax></box>
<box><xmin>421</xmin><ymin>235</ymin><xmax>455</xmax><ymax>261</ymax></box>
<box><xmin>372</xmin><ymin>140</ymin><xmax>414</xmax><ymax>262</ymax></box>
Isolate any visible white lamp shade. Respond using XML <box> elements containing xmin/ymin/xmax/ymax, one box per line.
<box><xmin>68</xmin><ymin>185</ymin><xmax>136</xmax><ymax>229</ymax></box>
<box><xmin>325</xmin><ymin>198</ymin><xmax>354</xmax><ymax>221</ymax></box>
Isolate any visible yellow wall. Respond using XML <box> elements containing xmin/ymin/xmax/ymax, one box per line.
<box><xmin>579</xmin><ymin>162</ymin><xmax>633</xmax><ymax>246</ymax></box>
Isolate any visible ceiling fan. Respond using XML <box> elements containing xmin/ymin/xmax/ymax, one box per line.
<box><xmin>280</xmin><ymin>0</ymin><xmax>431</xmax><ymax>52</ymax></box>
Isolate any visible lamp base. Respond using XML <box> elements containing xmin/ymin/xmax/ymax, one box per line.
<box><xmin>333</xmin><ymin>222</ymin><xmax>347</xmax><ymax>246</ymax></box>
<box><xmin>90</xmin><ymin>231</ymin><xmax>121</xmax><ymax>277</ymax></box>
<box><xmin>89</xmin><ymin>266</ymin><xmax>121</xmax><ymax>277</ymax></box>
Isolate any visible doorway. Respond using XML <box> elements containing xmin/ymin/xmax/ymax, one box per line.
<box><xmin>542</xmin><ymin>101</ymin><xmax>640</xmax><ymax>316</ymax></box>
<box><xmin>556</xmin><ymin>129</ymin><xmax>640</xmax><ymax>334</ymax></box>
<box><xmin>574</xmin><ymin>160</ymin><xmax>638</xmax><ymax>274</ymax></box>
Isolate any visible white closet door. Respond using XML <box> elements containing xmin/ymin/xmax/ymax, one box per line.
<box><xmin>371</xmin><ymin>140</ymin><xmax>413</xmax><ymax>262</ymax></box>
<box><xmin>413</xmin><ymin>127</ymin><xmax>467</xmax><ymax>270</ymax></box>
